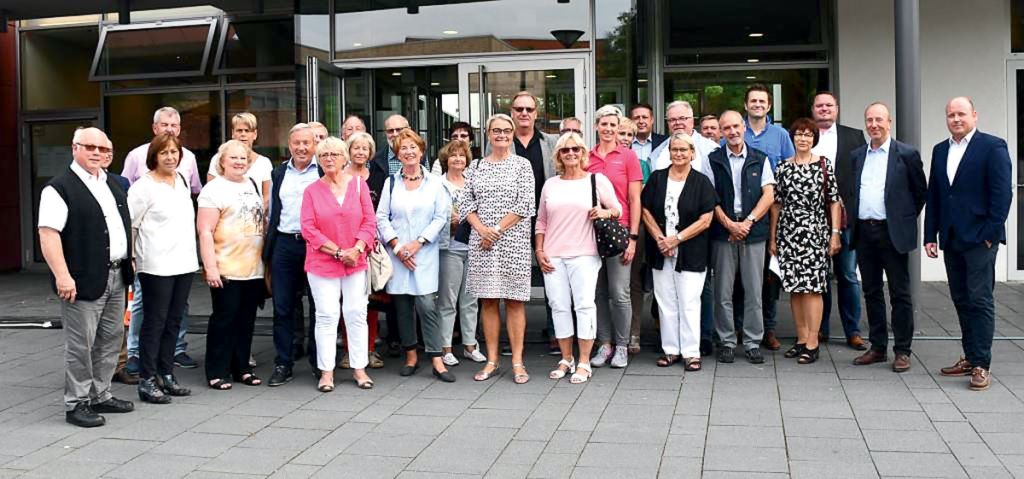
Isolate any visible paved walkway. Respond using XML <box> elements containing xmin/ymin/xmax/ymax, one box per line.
<box><xmin>2</xmin><ymin>273</ymin><xmax>1024</xmax><ymax>478</ymax></box>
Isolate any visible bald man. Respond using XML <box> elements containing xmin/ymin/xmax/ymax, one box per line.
<box><xmin>926</xmin><ymin>97</ymin><xmax>1012</xmax><ymax>391</ymax></box>
<box><xmin>39</xmin><ymin>127</ymin><xmax>136</xmax><ymax>427</ymax></box>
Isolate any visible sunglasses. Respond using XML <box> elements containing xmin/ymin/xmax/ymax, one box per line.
<box><xmin>512</xmin><ymin>107</ymin><xmax>536</xmax><ymax>113</ymax></box>
<box><xmin>559</xmin><ymin>146</ymin><xmax>582</xmax><ymax>154</ymax></box>
<box><xmin>560</xmin><ymin>128</ymin><xmax>582</xmax><ymax>135</ymax></box>
<box><xmin>76</xmin><ymin>143</ymin><xmax>113</xmax><ymax>154</ymax></box>
<box><xmin>385</xmin><ymin>127</ymin><xmax>406</xmax><ymax>135</ymax></box>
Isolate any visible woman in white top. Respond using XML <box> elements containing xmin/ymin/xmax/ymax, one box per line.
<box><xmin>128</xmin><ymin>133</ymin><xmax>200</xmax><ymax>404</ymax></box>
<box><xmin>197</xmin><ymin>140</ymin><xmax>267</xmax><ymax>391</ymax></box>
<box><xmin>206</xmin><ymin>112</ymin><xmax>273</xmax><ymax>210</ymax></box>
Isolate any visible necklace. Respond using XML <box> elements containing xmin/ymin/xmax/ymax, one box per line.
<box><xmin>401</xmin><ymin>171</ymin><xmax>423</xmax><ymax>181</ymax></box>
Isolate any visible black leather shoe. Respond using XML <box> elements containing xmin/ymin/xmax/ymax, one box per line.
<box><xmin>92</xmin><ymin>396</ymin><xmax>135</xmax><ymax>414</ymax></box>
<box><xmin>432</xmin><ymin>368</ymin><xmax>456</xmax><ymax>383</ymax></box>
<box><xmin>268</xmin><ymin>365</ymin><xmax>293</xmax><ymax>387</ymax></box>
<box><xmin>138</xmin><ymin>378</ymin><xmax>172</xmax><ymax>404</ymax></box>
<box><xmin>66</xmin><ymin>403</ymin><xmax>105</xmax><ymax>428</ymax></box>
<box><xmin>399</xmin><ymin>364</ymin><xmax>420</xmax><ymax>377</ymax></box>
<box><xmin>157</xmin><ymin>374</ymin><xmax>192</xmax><ymax>396</ymax></box>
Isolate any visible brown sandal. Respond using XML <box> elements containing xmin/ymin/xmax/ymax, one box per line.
<box><xmin>657</xmin><ymin>355</ymin><xmax>681</xmax><ymax>367</ymax></box>
<box><xmin>684</xmin><ymin>357</ymin><xmax>702</xmax><ymax>371</ymax></box>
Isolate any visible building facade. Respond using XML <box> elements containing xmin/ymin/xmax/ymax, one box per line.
<box><xmin>3</xmin><ymin>0</ymin><xmax>1021</xmax><ymax>281</ymax></box>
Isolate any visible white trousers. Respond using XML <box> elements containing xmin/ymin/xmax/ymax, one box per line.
<box><xmin>652</xmin><ymin>256</ymin><xmax>706</xmax><ymax>357</ymax></box>
<box><xmin>308</xmin><ymin>270</ymin><xmax>369</xmax><ymax>370</ymax></box>
<box><xmin>543</xmin><ymin>255</ymin><xmax>602</xmax><ymax>340</ymax></box>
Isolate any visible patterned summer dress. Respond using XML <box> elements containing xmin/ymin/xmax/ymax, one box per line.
<box><xmin>774</xmin><ymin>158</ymin><xmax>839</xmax><ymax>294</ymax></box>
<box><xmin>459</xmin><ymin>154</ymin><xmax>536</xmax><ymax>301</ymax></box>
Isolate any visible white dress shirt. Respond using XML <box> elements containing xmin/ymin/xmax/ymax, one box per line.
<box><xmin>946</xmin><ymin>128</ymin><xmax>976</xmax><ymax>185</ymax></box>
<box><xmin>122</xmin><ymin>142</ymin><xmax>203</xmax><ymax>194</ymax></box>
<box><xmin>38</xmin><ymin>161</ymin><xmax>129</xmax><ymax>262</ymax></box>
<box><xmin>811</xmin><ymin>122</ymin><xmax>838</xmax><ymax>165</ymax></box>
<box><xmin>858</xmin><ymin>137</ymin><xmax>890</xmax><ymax>220</ymax></box>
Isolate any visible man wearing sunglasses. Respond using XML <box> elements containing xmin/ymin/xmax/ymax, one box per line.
<box><xmin>40</xmin><ymin>127</ymin><xmax>136</xmax><ymax>427</ymax></box>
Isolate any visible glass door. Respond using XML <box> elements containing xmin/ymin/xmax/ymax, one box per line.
<box><xmin>1007</xmin><ymin>62</ymin><xmax>1024</xmax><ymax>280</ymax></box>
<box><xmin>305</xmin><ymin>56</ymin><xmax>343</xmax><ymax>136</ymax></box>
<box><xmin>458</xmin><ymin>55</ymin><xmax>590</xmax><ymax>149</ymax></box>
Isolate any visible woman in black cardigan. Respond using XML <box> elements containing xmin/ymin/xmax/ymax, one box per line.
<box><xmin>641</xmin><ymin>132</ymin><xmax>717</xmax><ymax>371</ymax></box>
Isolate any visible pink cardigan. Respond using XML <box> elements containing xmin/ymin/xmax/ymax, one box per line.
<box><xmin>301</xmin><ymin>176</ymin><xmax>377</xmax><ymax>278</ymax></box>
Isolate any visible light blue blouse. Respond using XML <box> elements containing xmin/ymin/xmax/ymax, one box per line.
<box><xmin>376</xmin><ymin>170</ymin><xmax>451</xmax><ymax>295</ymax></box>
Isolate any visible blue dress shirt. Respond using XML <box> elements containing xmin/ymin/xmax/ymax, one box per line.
<box><xmin>276</xmin><ymin>158</ymin><xmax>321</xmax><ymax>234</ymax></box>
<box><xmin>858</xmin><ymin>137</ymin><xmax>890</xmax><ymax>220</ymax></box>
<box><xmin>744</xmin><ymin>118</ymin><xmax>795</xmax><ymax>171</ymax></box>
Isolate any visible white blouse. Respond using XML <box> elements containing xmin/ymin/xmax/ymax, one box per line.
<box><xmin>128</xmin><ymin>173</ymin><xmax>200</xmax><ymax>276</ymax></box>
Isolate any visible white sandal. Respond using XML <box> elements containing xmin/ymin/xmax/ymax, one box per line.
<box><xmin>549</xmin><ymin>358</ymin><xmax>576</xmax><ymax>379</ymax></box>
<box><xmin>570</xmin><ymin>363</ymin><xmax>592</xmax><ymax>384</ymax></box>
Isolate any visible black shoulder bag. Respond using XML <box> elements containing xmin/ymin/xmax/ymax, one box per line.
<box><xmin>591</xmin><ymin>174</ymin><xmax>630</xmax><ymax>258</ymax></box>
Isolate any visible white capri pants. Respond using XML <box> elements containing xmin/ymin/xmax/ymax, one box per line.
<box><xmin>307</xmin><ymin>270</ymin><xmax>369</xmax><ymax>370</ymax></box>
<box><xmin>652</xmin><ymin>256</ymin><xmax>706</xmax><ymax>357</ymax></box>
<box><xmin>543</xmin><ymin>255</ymin><xmax>602</xmax><ymax>340</ymax></box>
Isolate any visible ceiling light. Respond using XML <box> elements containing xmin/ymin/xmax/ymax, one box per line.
<box><xmin>638</xmin><ymin>79</ymin><xmax>648</xmax><ymax>83</ymax></box>
<box><xmin>748</xmin><ymin>32</ymin><xmax>764</xmax><ymax>38</ymax></box>
<box><xmin>747</xmin><ymin>58</ymin><xmax>760</xmax><ymax>63</ymax></box>
<box><xmin>430</xmin><ymin>82</ymin><xmax>440</xmax><ymax>86</ymax></box>
<box><xmin>352</xmin><ymin>42</ymin><xmax>362</xmax><ymax>47</ymax></box>
<box><xmin>746</xmin><ymin>76</ymin><xmax>757</xmax><ymax>80</ymax></box>
<box><xmin>442</xmin><ymin>30</ymin><xmax>458</xmax><ymax>35</ymax></box>
<box><xmin>545</xmin><ymin>74</ymin><xmax>558</xmax><ymax>79</ymax></box>
<box><xmin>392</xmin><ymin>72</ymin><xmax>402</xmax><ymax>77</ymax></box>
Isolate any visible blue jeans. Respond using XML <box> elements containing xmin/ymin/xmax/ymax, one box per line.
<box><xmin>945</xmin><ymin>241</ymin><xmax>998</xmax><ymax>369</ymax></box>
<box><xmin>127</xmin><ymin>275</ymin><xmax>189</xmax><ymax>359</ymax></box>
<box><xmin>270</xmin><ymin>235</ymin><xmax>317</xmax><ymax>369</ymax></box>
<box><xmin>821</xmin><ymin>228</ymin><xmax>862</xmax><ymax>339</ymax></box>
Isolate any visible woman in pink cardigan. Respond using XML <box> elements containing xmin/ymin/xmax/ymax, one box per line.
<box><xmin>301</xmin><ymin>137</ymin><xmax>377</xmax><ymax>391</ymax></box>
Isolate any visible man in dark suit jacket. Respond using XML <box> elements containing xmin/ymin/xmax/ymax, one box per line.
<box><xmin>847</xmin><ymin>102</ymin><xmax>927</xmax><ymax>373</ymax></box>
<box><xmin>926</xmin><ymin>97</ymin><xmax>1012</xmax><ymax>391</ymax></box>
<box><xmin>811</xmin><ymin>91</ymin><xmax>869</xmax><ymax>351</ymax></box>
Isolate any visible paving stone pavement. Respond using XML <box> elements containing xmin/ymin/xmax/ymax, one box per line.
<box><xmin>3</xmin><ymin>272</ymin><xmax>1024</xmax><ymax>478</ymax></box>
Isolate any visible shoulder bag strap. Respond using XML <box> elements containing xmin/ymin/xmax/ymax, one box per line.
<box><xmin>590</xmin><ymin>173</ymin><xmax>598</xmax><ymax>208</ymax></box>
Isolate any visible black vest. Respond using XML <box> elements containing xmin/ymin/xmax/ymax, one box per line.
<box><xmin>708</xmin><ymin>146</ymin><xmax>771</xmax><ymax>243</ymax></box>
<box><xmin>45</xmin><ymin>167</ymin><xmax>134</xmax><ymax>301</ymax></box>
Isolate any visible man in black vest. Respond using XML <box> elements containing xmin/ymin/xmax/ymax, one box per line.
<box><xmin>39</xmin><ymin>127</ymin><xmax>135</xmax><ymax>427</ymax></box>
<box><xmin>708</xmin><ymin>111</ymin><xmax>776</xmax><ymax>365</ymax></box>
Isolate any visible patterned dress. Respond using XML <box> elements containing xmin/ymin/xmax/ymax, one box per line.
<box><xmin>459</xmin><ymin>154</ymin><xmax>536</xmax><ymax>301</ymax></box>
<box><xmin>774</xmin><ymin>158</ymin><xmax>838</xmax><ymax>294</ymax></box>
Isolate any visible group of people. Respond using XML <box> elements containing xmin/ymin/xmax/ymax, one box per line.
<box><xmin>40</xmin><ymin>87</ymin><xmax>1011</xmax><ymax>429</ymax></box>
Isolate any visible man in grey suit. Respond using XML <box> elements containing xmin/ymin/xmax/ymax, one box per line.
<box><xmin>848</xmin><ymin>102</ymin><xmax>927</xmax><ymax>373</ymax></box>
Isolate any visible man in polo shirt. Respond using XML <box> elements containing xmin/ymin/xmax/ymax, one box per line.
<box><xmin>40</xmin><ymin>127</ymin><xmax>135</xmax><ymax>427</ymax></box>
<box><xmin>743</xmin><ymin>84</ymin><xmax>796</xmax><ymax>347</ymax></box>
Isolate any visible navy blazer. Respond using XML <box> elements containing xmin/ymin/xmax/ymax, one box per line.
<box><xmin>847</xmin><ymin>138</ymin><xmax>928</xmax><ymax>254</ymax></box>
<box><xmin>649</xmin><ymin>132</ymin><xmax>669</xmax><ymax>152</ymax></box>
<box><xmin>924</xmin><ymin>130</ymin><xmax>1012</xmax><ymax>249</ymax></box>
<box><xmin>833</xmin><ymin>124</ymin><xmax>867</xmax><ymax>208</ymax></box>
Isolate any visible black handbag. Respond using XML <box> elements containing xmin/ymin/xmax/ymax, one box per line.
<box><xmin>452</xmin><ymin>159</ymin><xmax>479</xmax><ymax>244</ymax></box>
<box><xmin>591</xmin><ymin>174</ymin><xmax>630</xmax><ymax>258</ymax></box>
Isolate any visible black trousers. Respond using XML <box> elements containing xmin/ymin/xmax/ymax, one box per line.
<box><xmin>944</xmin><ymin>237</ymin><xmax>998</xmax><ymax>369</ymax></box>
<box><xmin>206</xmin><ymin>278</ymin><xmax>262</xmax><ymax>381</ymax></box>
<box><xmin>855</xmin><ymin>220</ymin><xmax>913</xmax><ymax>355</ymax></box>
<box><xmin>138</xmin><ymin>272</ymin><xmax>193</xmax><ymax>379</ymax></box>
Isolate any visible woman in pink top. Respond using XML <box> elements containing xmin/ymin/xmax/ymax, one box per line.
<box><xmin>300</xmin><ymin>137</ymin><xmax>377</xmax><ymax>391</ymax></box>
<box><xmin>536</xmin><ymin>132</ymin><xmax>620</xmax><ymax>384</ymax></box>
<box><xmin>586</xmin><ymin>105</ymin><xmax>643</xmax><ymax>369</ymax></box>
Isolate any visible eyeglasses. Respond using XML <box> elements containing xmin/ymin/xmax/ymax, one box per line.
<box><xmin>560</xmin><ymin>128</ymin><xmax>582</xmax><ymax>135</ymax></box>
<box><xmin>793</xmin><ymin>131</ymin><xmax>816</xmax><ymax>138</ymax></box>
<box><xmin>75</xmin><ymin>143</ymin><xmax>113</xmax><ymax>154</ymax></box>
<box><xmin>667</xmin><ymin>116</ymin><xmax>693</xmax><ymax>124</ymax></box>
<box><xmin>385</xmin><ymin>127</ymin><xmax>406</xmax><ymax>135</ymax></box>
<box><xmin>670</xmin><ymin>147</ymin><xmax>692</xmax><ymax>153</ymax></box>
<box><xmin>559</xmin><ymin>146</ymin><xmax>582</xmax><ymax>154</ymax></box>
<box><xmin>490</xmin><ymin>128</ymin><xmax>514</xmax><ymax>136</ymax></box>
<box><xmin>512</xmin><ymin>107</ymin><xmax>536</xmax><ymax>114</ymax></box>
<box><xmin>450</xmin><ymin>133</ymin><xmax>471</xmax><ymax>140</ymax></box>
<box><xmin>319</xmin><ymin>152</ymin><xmax>345</xmax><ymax>158</ymax></box>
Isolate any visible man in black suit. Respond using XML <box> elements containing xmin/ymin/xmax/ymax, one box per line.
<box><xmin>848</xmin><ymin>102</ymin><xmax>927</xmax><ymax>372</ymax></box>
<box><xmin>810</xmin><ymin>91</ymin><xmax>868</xmax><ymax>351</ymax></box>
<box><xmin>927</xmin><ymin>96</ymin><xmax>1012</xmax><ymax>391</ymax></box>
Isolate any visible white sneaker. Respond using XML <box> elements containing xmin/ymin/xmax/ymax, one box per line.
<box><xmin>610</xmin><ymin>345</ymin><xmax>629</xmax><ymax>368</ymax></box>
<box><xmin>463</xmin><ymin>348</ymin><xmax>487</xmax><ymax>363</ymax></box>
<box><xmin>442</xmin><ymin>353</ymin><xmax>460</xmax><ymax>367</ymax></box>
<box><xmin>591</xmin><ymin>344</ymin><xmax>615</xmax><ymax>368</ymax></box>
<box><xmin>248</xmin><ymin>355</ymin><xmax>257</xmax><ymax>368</ymax></box>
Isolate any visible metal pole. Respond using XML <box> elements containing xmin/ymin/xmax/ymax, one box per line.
<box><xmin>894</xmin><ymin>0</ymin><xmax>922</xmax><ymax>311</ymax></box>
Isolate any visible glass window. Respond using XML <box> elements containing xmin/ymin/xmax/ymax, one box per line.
<box><xmin>226</xmin><ymin>87</ymin><xmax>297</xmax><ymax>165</ymax></box>
<box><xmin>21</xmin><ymin>27</ymin><xmax>101</xmax><ymax>111</ymax></box>
<box><xmin>334</xmin><ymin>0</ymin><xmax>589</xmax><ymax>60</ymax></box>
<box><xmin>665</xmin><ymin>0</ymin><xmax>828</xmax><ymax>65</ymax></box>
<box><xmin>106</xmin><ymin>91</ymin><xmax>222</xmax><ymax>178</ymax></box>
<box><xmin>596</xmin><ymin>0</ymin><xmax>639</xmax><ymax>110</ymax></box>
<box><xmin>91</xmin><ymin>19</ymin><xmax>217</xmax><ymax>80</ymax></box>
<box><xmin>216</xmin><ymin>17</ymin><xmax>294</xmax><ymax>73</ymax></box>
<box><xmin>297</xmin><ymin>0</ymin><xmax>331</xmax><ymax>62</ymax></box>
<box><xmin>372</xmin><ymin>66</ymin><xmax>458</xmax><ymax>160</ymax></box>
<box><xmin>1014</xmin><ymin>0</ymin><xmax>1024</xmax><ymax>52</ymax></box>
<box><xmin>663</xmin><ymin>68</ymin><xmax>829</xmax><ymax>128</ymax></box>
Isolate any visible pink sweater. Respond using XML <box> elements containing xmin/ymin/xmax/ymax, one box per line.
<box><xmin>301</xmin><ymin>177</ymin><xmax>377</xmax><ymax>278</ymax></box>
<box><xmin>535</xmin><ymin>173</ymin><xmax>621</xmax><ymax>258</ymax></box>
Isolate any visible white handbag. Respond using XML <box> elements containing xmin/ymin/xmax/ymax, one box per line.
<box><xmin>366</xmin><ymin>239</ymin><xmax>393</xmax><ymax>293</ymax></box>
